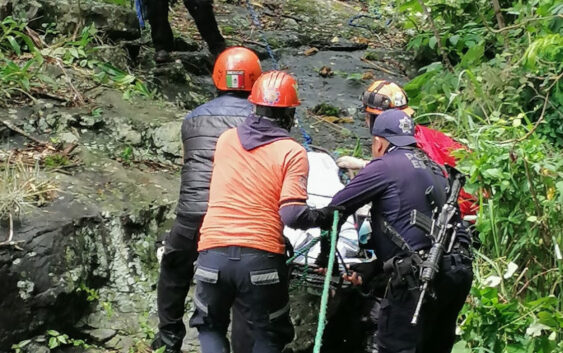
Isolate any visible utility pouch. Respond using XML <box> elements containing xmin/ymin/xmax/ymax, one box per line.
<box><xmin>383</xmin><ymin>255</ymin><xmax>420</xmax><ymax>290</ymax></box>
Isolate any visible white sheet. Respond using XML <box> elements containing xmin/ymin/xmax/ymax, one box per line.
<box><xmin>284</xmin><ymin>151</ymin><xmax>362</xmax><ymax>265</ymax></box>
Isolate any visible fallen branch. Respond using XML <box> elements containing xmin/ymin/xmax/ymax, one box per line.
<box><xmin>0</xmin><ymin>120</ymin><xmax>55</xmax><ymax>149</ymax></box>
<box><xmin>360</xmin><ymin>58</ymin><xmax>401</xmax><ymax>77</ymax></box>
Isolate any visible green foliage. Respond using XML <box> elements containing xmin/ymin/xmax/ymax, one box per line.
<box><xmin>99</xmin><ymin>0</ymin><xmax>129</xmax><ymax>6</ymax></box>
<box><xmin>395</xmin><ymin>0</ymin><xmax>563</xmax><ymax>350</ymax></box>
<box><xmin>77</xmin><ymin>283</ymin><xmax>100</xmax><ymax>302</ymax></box>
<box><xmin>46</xmin><ymin>330</ymin><xmax>94</xmax><ymax>350</ymax></box>
<box><xmin>120</xmin><ymin>146</ymin><xmax>135</xmax><ymax>165</ymax></box>
<box><xmin>312</xmin><ymin>102</ymin><xmax>342</xmax><ymax>116</ymax></box>
<box><xmin>0</xmin><ymin>17</ymin><xmax>154</xmax><ymax>105</ymax></box>
<box><xmin>44</xmin><ymin>154</ymin><xmax>71</xmax><ymax>169</ymax></box>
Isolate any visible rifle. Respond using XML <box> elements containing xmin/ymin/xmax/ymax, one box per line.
<box><xmin>409</xmin><ymin>165</ymin><xmax>466</xmax><ymax>325</ymax></box>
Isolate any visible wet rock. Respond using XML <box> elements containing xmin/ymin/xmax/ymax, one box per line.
<box><xmin>114</xmin><ymin>122</ymin><xmax>143</xmax><ymax>146</ymax></box>
<box><xmin>0</xmin><ymin>0</ymin><xmax>140</xmax><ymax>40</ymax></box>
<box><xmin>93</xmin><ymin>45</ymin><xmax>131</xmax><ymax>71</ymax></box>
<box><xmin>84</xmin><ymin>328</ymin><xmax>117</xmax><ymax>343</ymax></box>
<box><xmin>151</xmin><ymin>121</ymin><xmax>182</xmax><ymax>157</ymax></box>
<box><xmin>174</xmin><ymin>51</ymin><xmax>213</xmax><ymax>76</ymax></box>
<box><xmin>0</xmin><ymin>182</ymin><xmax>173</xmax><ymax>348</ymax></box>
<box><xmin>104</xmin><ymin>334</ymin><xmax>136</xmax><ymax>353</ymax></box>
<box><xmin>174</xmin><ymin>37</ymin><xmax>200</xmax><ymax>52</ymax></box>
<box><xmin>59</xmin><ymin>131</ymin><xmax>79</xmax><ymax>144</ymax></box>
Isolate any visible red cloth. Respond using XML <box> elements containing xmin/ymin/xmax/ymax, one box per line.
<box><xmin>415</xmin><ymin>125</ymin><xmax>479</xmax><ymax>217</ymax></box>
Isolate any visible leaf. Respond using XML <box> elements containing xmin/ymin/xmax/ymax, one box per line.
<box><xmin>449</xmin><ymin>35</ymin><xmax>460</xmax><ymax>46</ymax></box>
<box><xmin>452</xmin><ymin>340</ymin><xmax>471</xmax><ymax>353</ymax></box>
<box><xmin>461</xmin><ymin>43</ymin><xmax>484</xmax><ymax>68</ymax></box>
<box><xmin>526</xmin><ymin>322</ymin><xmax>551</xmax><ymax>337</ymax></box>
<box><xmin>483</xmin><ymin>168</ymin><xmax>502</xmax><ymax>179</ymax></box>
<box><xmin>47</xmin><ymin>330</ymin><xmax>60</xmax><ymax>336</ymax></box>
<box><xmin>7</xmin><ymin>35</ymin><xmax>21</xmax><ymax>55</ymax></box>
<box><xmin>429</xmin><ymin>36</ymin><xmax>437</xmax><ymax>50</ymax></box>
<box><xmin>48</xmin><ymin>337</ymin><xmax>58</xmax><ymax>349</ymax></box>
<box><xmin>526</xmin><ymin>215</ymin><xmax>538</xmax><ymax>223</ymax></box>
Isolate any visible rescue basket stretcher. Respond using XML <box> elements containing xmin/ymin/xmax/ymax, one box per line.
<box><xmin>283</xmin><ymin>151</ymin><xmax>376</xmax><ymax>290</ymax></box>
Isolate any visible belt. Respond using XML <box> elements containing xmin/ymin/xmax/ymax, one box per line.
<box><xmin>206</xmin><ymin>246</ymin><xmax>279</xmax><ymax>256</ymax></box>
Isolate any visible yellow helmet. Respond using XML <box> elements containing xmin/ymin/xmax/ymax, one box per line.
<box><xmin>361</xmin><ymin>80</ymin><xmax>414</xmax><ymax>116</ymax></box>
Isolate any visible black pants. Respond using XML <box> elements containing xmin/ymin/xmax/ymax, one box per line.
<box><xmin>189</xmin><ymin>246</ymin><xmax>294</xmax><ymax>353</ymax></box>
<box><xmin>145</xmin><ymin>0</ymin><xmax>226</xmax><ymax>54</ymax></box>
<box><xmin>157</xmin><ymin>218</ymin><xmax>253</xmax><ymax>352</ymax></box>
<box><xmin>377</xmin><ymin>249</ymin><xmax>473</xmax><ymax>353</ymax></box>
<box><xmin>156</xmin><ymin>216</ymin><xmax>202</xmax><ymax>350</ymax></box>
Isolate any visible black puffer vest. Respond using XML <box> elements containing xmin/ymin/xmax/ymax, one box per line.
<box><xmin>176</xmin><ymin>93</ymin><xmax>252</xmax><ymax>219</ymax></box>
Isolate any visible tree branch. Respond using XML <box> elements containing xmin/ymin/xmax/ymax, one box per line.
<box><xmin>490</xmin><ymin>0</ymin><xmax>505</xmax><ymax>29</ymax></box>
<box><xmin>417</xmin><ymin>0</ymin><xmax>454</xmax><ymax>72</ymax></box>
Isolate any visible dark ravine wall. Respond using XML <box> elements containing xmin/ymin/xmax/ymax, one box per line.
<box><xmin>0</xmin><ymin>195</ymin><xmax>172</xmax><ymax>351</ymax></box>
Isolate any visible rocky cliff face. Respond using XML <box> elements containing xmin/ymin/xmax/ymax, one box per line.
<box><xmin>0</xmin><ymin>0</ymin><xmax>140</xmax><ymax>40</ymax></box>
<box><xmin>0</xmin><ymin>0</ymin><xmax>412</xmax><ymax>351</ymax></box>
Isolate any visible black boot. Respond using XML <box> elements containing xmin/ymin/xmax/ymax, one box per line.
<box><xmin>155</xmin><ymin>50</ymin><xmax>172</xmax><ymax>64</ymax></box>
<box><xmin>151</xmin><ymin>331</ymin><xmax>183</xmax><ymax>353</ymax></box>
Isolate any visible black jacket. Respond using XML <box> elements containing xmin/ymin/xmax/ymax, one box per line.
<box><xmin>176</xmin><ymin>93</ymin><xmax>252</xmax><ymax>221</ymax></box>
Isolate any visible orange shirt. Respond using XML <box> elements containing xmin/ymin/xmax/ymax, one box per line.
<box><xmin>198</xmin><ymin>128</ymin><xmax>309</xmax><ymax>254</ymax></box>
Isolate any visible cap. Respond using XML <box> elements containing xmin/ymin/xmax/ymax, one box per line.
<box><xmin>371</xmin><ymin>109</ymin><xmax>417</xmax><ymax>147</ymax></box>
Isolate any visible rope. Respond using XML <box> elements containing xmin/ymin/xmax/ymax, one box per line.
<box><xmin>286</xmin><ymin>236</ymin><xmax>322</xmax><ymax>264</ymax></box>
<box><xmin>244</xmin><ymin>0</ymin><xmax>313</xmax><ymax>151</ymax></box>
<box><xmin>245</xmin><ymin>0</ymin><xmax>279</xmax><ymax>69</ymax></box>
<box><xmin>313</xmin><ymin>210</ymin><xmax>340</xmax><ymax>353</ymax></box>
<box><xmin>347</xmin><ymin>2</ymin><xmax>392</xmax><ymax>32</ymax></box>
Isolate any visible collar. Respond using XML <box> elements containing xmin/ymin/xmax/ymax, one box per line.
<box><xmin>237</xmin><ymin>114</ymin><xmax>292</xmax><ymax>151</ymax></box>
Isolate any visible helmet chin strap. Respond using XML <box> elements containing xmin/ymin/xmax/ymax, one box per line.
<box><xmin>255</xmin><ymin>105</ymin><xmax>296</xmax><ymax>131</ymax></box>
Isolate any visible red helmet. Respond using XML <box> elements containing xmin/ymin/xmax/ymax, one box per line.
<box><xmin>248</xmin><ymin>71</ymin><xmax>301</xmax><ymax>107</ymax></box>
<box><xmin>361</xmin><ymin>80</ymin><xmax>414</xmax><ymax>116</ymax></box>
<box><xmin>212</xmin><ymin>47</ymin><xmax>262</xmax><ymax>92</ymax></box>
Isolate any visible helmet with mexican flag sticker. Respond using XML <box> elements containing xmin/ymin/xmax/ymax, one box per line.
<box><xmin>212</xmin><ymin>47</ymin><xmax>262</xmax><ymax>92</ymax></box>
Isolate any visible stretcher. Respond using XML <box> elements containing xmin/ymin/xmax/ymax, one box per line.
<box><xmin>284</xmin><ymin>151</ymin><xmax>375</xmax><ymax>290</ymax></box>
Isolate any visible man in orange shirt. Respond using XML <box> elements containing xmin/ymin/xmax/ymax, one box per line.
<box><xmin>189</xmin><ymin>71</ymin><xmax>339</xmax><ymax>353</ymax></box>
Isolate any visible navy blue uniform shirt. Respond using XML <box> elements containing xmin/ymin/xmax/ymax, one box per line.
<box><xmin>330</xmin><ymin>147</ymin><xmax>468</xmax><ymax>262</ymax></box>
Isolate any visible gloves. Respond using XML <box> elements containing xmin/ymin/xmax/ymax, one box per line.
<box><xmin>336</xmin><ymin>156</ymin><xmax>368</xmax><ymax>170</ymax></box>
<box><xmin>313</xmin><ymin>205</ymin><xmax>346</xmax><ymax>230</ymax></box>
<box><xmin>313</xmin><ymin>205</ymin><xmax>345</xmax><ymax>268</ymax></box>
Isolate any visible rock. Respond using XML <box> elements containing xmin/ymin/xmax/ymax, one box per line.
<box><xmin>114</xmin><ymin>122</ymin><xmax>142</xmax><ymax>146</ymax></box>
<box><xmin>92</xmin><ymin>45</ymin><xmax>131</xmax><ymax>71</ymax></box>
<box><xmin>173</xmin><ymin>52</ymin><xmax>213</xmax><ymax>76</ymax></box>
<box><xmin>151</xmin><ymin>121</ymin><xmax>182</xmax><ymax>157</ymax></box>
<box><xmin>174</xmin><ymin>37</ymin><xmax>200</xmax><ymax>52</ymax></box>
<box><xmin>0</xmin><ymin>0</ymin><xmax>140</xmax><ymax>41</ymax></box>
<box><xmin>0</xmin><ymin>183</ymin><xmax>173</xmax><ymax>348</ymax></box>
<box><xmin>84</xmin><ymin>328</ymin><xmax>117</xmax><ymax>343</ymax></box>
<box><xmin>19</xmin><ymin>340</ymin><xmax>50</xmax><ymax>353</ymax></box>
<box><xmin>105</xmin><ymin>334</ymin><xmax>136</xmax><ymax>353</ymax></box>
<box><xmin>59</xmin><ymin>131</ymin><xmax>79</xmax><ymax>144</ymax></box>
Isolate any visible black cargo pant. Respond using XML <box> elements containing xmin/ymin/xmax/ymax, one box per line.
<box><xmin>377</xmin><ymin>246</ymin><xmax>473</xmax><ymax>353</ymax></box>
<box><xmin>156</xmin><ymin>215</ymin><xmax>202</xmax><ymax>350</ymax></box>
<box><xmin>145</xmin><ymin>0</ymin><xmax>226</xmax><ymax>54</ymax></box>
<box><xmin>189</xmin><ymin>246</ymin><xmax>294</xmax><ymax>353</ymax></box>
<box><xmin>157</xmin><ymin>217</ymin><xmax>252</xmax><ymax>352</ymax></box>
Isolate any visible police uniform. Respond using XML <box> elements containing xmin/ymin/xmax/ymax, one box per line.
<box><xmin>329</xmin><ymin>110</ymin><xmax>473</xmax><ymax>353</ymax></box>
<box><xmin>146</xmin><ymin>0</ymin><xmax>226</xmax><ymax>56</ymax></box>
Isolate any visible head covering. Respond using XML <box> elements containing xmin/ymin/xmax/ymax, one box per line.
<box><xmin>371</xmin><ymin>109</ymin><xmax>417</xmax><ymax>147</ymax></box>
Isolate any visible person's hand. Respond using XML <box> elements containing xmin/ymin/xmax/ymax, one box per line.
<box><xmin>343</xmin><ymin>271</ymin><xmax>363</xmax><ymax>286</ymax></box>
<box><xmin>336</xmin><ymin>156</ymin><xmax>368</xmax><ymax>170</ymax></box>
<box><xmin>315</xmin><ymin>205</ymin><xmax>346</xmax><ymax>230</ymax></box>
